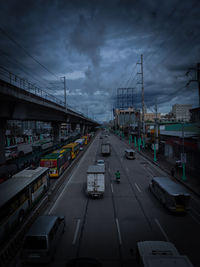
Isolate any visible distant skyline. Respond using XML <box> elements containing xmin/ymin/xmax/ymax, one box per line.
<box><xmin>0</xmin><ymin>0</ymin><xmax>199</xmax><ymax>122</ymax></box>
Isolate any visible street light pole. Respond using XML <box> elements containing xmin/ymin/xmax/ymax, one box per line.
<box><xmin>181</xmin><ymin>122</ymin><xmax>186</xmax><ymax>181</ymax></box>
<box><xmin>61</xmin><ymin>76</ymin><xmax>67</xmax><ymax>108</ymax></box>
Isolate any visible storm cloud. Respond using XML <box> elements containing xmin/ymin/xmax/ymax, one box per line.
<box><xmin>0</xmin><ymin>0</ymin><xmax>199</xmax><ymax>122</ymax></box>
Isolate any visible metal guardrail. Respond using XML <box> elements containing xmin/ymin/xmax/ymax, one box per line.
<box><xmin>0</xmin><ymin>66</ymin><xmax>65</xmax><ymax>107</ymax></box>
<box><xmin>0</xmin><ymin>66</ymin><xmax>98</xmax><ymax>123</ymax></box>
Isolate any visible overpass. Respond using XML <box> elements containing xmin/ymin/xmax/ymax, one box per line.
<box><xmin>0</xmin><ymin>79</ymin><xmax>99</xmax><ymax>164</ymax></box>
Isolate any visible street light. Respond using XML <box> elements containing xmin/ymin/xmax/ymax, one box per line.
<box><xmin>181</xmin><ymin>122</ymin><xmax>187</xmax><ymax>181</ymax></box>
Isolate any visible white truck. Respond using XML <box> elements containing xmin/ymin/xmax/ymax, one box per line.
<box><xmin>101</xmin><ymin>142</ymin><xmax>111</xmax><ymax>156</ymax></box>
<box><xmin>136</xmin><ymin>241</ymin><xmax>194</xmax><ymax>267</ymax></box>
<box><xmin>86</xmin><ymin>165</ymin><xmax>105</xmax><ymax>198</ymax></box>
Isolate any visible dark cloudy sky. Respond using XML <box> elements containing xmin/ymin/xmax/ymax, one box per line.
<box><xmin>0</xmin><ymin>0</ymin><xmax>200</xmax><ymax>122</ymax></box>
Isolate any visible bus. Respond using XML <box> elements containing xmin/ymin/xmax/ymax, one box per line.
<box><xmin>149</xmin><ymin>176</ymin><xmax>190</xmax><ymax>213</ymax></box>
<box><xmin>82</xmin><ymin>136</ymin><xmax>88</xmax><ymax>145</ymax></box>
<box><xmin>40</xmin><ymin>148</ymin><xmax>71</xmax><ymax>178</ymax></box>
<box><xmin>0</xmin><ymin>166</ymin><xmax>49</xmax><ymax>244</ymax></box>
<box><xmin>62</xmin><ymin>142</ymin><xmax>80</xmax><ymax>159</ymax></box>
<box><xmin>75</xmin><ymin>138</ymin><xmax>85</xmax><ymax>150</ymax></box>
<box><xmin>32</xmin><ymin>140</ymin><xmax>53</xmax><ymax>152</ymax></box>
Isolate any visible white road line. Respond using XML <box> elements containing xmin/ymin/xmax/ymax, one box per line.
<box><xmin>191</xmin><ymin>208</ymin><xmax>200</xmax><ymax>218</ymax></box>
<box><xmin>189</xmin><ymin>212</ymin><xmax>200</xmax><ymax>226</ymax></box>
<box><xmin>147</xmin><ymin>160</ymin><xmax>165</xmax><ymax>175</ymax></box>
<box><xmin>135</xmin><ymin>183</ymin><xmax>142</xmax><ymax>193</ymax></box>
<box><xmin>146</xmin><ymin>166</ymin><xmax>155</xmax><ymax>176</ymax></box>
<box><xmin>141</xmin><ymin>165</ymin><xmax>154</xmax><ymax>178</ymax></box>
<box><xmin>72</xmin><ymin>219</ymin><xmax>81</xmax><ymax>245</ymax></box>
<box><xmin>155</xmin><ymin>218</ymin><xmax>169</xmax><ymax>242</ymax></box>
<box><xmin>116</xmin><ymin>218</ymin><xmax>122</xmax><ymax>245</ymax></box>
<box><xmin>48</xmin><ymin>140</ymin><xmax>93</xmax><ymax>214</ymax></box>
<box><xmin>111</xmin><ymin>183</ymin><xmax>114</xmax><ymax>193</ymax></box>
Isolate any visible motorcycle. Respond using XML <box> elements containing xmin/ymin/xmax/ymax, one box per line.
<box><xmin>116</xmin><ymin>177</ymin><xmax>120</xmax><ymax>183</ymax></box>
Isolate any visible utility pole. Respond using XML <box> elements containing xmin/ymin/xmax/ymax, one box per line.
<box><xmin>154</xmin><ymin>99</ymin><xmax>159</xmax><ymax>162</ymax></box>
<box><xmin>181</xmin><ymin>123</ymin><xmax>187</xmax><ymax>181</ymax></box>
<box><xmin>137</xmin><ymin>54</ymin><xmax>145</xmax><ymax>139</ymax></box>
<box><xmin>61</xmin><ymin>76</ymin><xmax>67</xmax><ymax>108</ymax></box>
<box><xmin>64</xmin><ymin>76</ymin><xmax>66</xmax><ymax>108</ymax></box>
<box><xmin>186</xmin><ymin>63</ymin><xmax>200</xmax><ymax>107</ymax></box>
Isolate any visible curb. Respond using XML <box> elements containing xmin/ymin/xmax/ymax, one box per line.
<box><xmin>137</xmin><ymin>150</ymin><xmax>200</xmax><ymax>198</ymax></box>
<box><xmin>112</xmin><ymin>133</ymin><xmax>200</xmax><ymax>198</ymax></box>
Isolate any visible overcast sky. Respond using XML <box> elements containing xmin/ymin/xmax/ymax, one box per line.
<box><xmin>0</xmin><ymin>0</ymin><xmax>199</xmax><ymax>122</ymax></box>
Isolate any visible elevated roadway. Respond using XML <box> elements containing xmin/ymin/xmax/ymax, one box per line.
<box><xmin>0</xmin><ymin>79</ymin><xmax>99</xmax><ymax>163</ymax></box>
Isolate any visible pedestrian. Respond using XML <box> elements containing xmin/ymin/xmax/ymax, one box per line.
<box><xmin>171</xmin><ymin>167</ymin><xmax>175</xmax><ymax>177</ymax></box>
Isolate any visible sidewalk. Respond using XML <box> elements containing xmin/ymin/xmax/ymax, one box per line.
<box><xmin>138</xmin><ymin>148</ymin><xmax>200</xmax><ymax>197</ymax></box>
<box><xmin>116</xmin><ymin>134</ymin><xmax>200</xmax><ymax>197</ymax></box>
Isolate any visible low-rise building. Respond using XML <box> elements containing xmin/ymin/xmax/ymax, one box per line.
<box><xmin>171</xmin><ymin>104</ymin><xmax>192</xmax><ymax>122</ymax></box>
<box><xmin>144</xmin><ymin>112</ymin><xmax>161</xmax><ymax>122</ymax></box>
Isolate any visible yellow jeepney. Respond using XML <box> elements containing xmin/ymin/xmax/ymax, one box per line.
<box><xmin>82</xmin><ymin>136</ymin><xmax>88</xmax><ymax>145</ymax></box>
<box><xmin>62</xmin><ymin>142</ymin><xmax>80</xmax><ymax>159</ymax></box>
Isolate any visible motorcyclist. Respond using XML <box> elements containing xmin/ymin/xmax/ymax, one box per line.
<box><xmin>115</xmin><ymin>170</ymin><xmax>121</xmax><ymax>182</ymax></box>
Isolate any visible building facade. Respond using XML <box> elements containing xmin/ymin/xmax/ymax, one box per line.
<box><xmin>171</xmin><ymin>104</ymin><xmax>192</xmax><ymax>122</ymax></box>
<box><xmin>143</xmin><ymin>113</ymin><xmax>161</xmax><ymax>122</ymax></box>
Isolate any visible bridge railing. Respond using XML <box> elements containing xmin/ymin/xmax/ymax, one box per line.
<box><xmin>0</xmin><ymin>66</ymin><xmax>65</xmax><ymax>108</ymax></box>
<box><xmin>0</xmin><ymin>66</ymin><xmax>95</xmax><ymax>122</ymax></box>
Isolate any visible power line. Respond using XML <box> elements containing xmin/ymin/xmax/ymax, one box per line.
<box><xmin>0</xmin><ymin>27</ymin><xmax>62</xmax><ymax>82</ymax></box>
<box><xmin>0</xmin><ymin>49</ymin><xmax>56</xmax><ymax>90</ymax></box>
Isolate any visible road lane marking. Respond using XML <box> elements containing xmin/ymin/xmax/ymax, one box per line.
<box><xmin>72</xmin><ymin>219</ymin><xmax>81</xmax><ymax>245</ymax></box>
<box><xmin>111</xmin><ymin>183</ymin><xmax>114</xmax><ymax>193</ymax></box>
<box><xmin>155</xmin><ymin>218</ymin><xmax>169</xmax><ymax>242</ymax></box>
<box><xmin>135</xmin><ymin>183</ymin><xmax>142</xmax><ymax>193</ymax></box>
<box><xmin>191</xmin><ymin>208</ymin><xmax>200</xmax><ymax>218</ymax></box>
<box><xmin>146</xmin><ymin>160</ymin><xmax>165</xmax><ymax>175</ymax></box>
<box><xmin>189</xmin><ymin>210</ymin><xmax>200</xmax><ymax>225</ymax></box>
<box><xmin>141</xmin><ymin>165</ymin><xmax>154</xmax><ymax>178</ymax></box>
<box><xmin>48</xmin><ymin>139</ymin><xmax>94</xmax><ymax>214</ymax></box>
<box><xmin>126</xmin><ymin>167</ymin><xmax>129</xmax><ymax>172</ymax></box>
<box><xmin>116</xmin><ymin>218</ymin><xmax>122</xmax><ymax>245</ymax></box>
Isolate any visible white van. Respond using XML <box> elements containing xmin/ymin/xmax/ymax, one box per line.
<box><xmin>21</xmin><ymin>215</ymin><xmax>65</xmax><ymax>264</ymax></box>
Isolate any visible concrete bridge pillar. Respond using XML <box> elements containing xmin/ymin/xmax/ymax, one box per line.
<box><xmin>80</xmin><ymin>124</ymin><xmax>85</xmax><ymax>136</ymax></box>
<box><xmin>71</xmin><ymin>123</ymin><xmax>77</xmax><ymax>132</ymax></box>
<box><xmin>0</xmin><ymin>119</ymin><xmax>6</xmax><ymax>165</ymax></box>
<box><xmin>85</xmin><ymin>125</ymin><xmax>88</xmax><ymax>135</ymax></box>
<box><xmin>52</xmin><ymin>122</ymin><xmax>61</xmax><ymax>144</ymax></box>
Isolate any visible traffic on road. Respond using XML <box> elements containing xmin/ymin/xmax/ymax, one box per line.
<box><xmin>1</xmin><ymin>131</ymin><xmax>199</xmax><ymax>267</ymax></box>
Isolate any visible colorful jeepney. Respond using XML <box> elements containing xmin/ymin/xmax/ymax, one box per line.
<box><xmin>62</xmin><ymin>142</ymin><xmax>80</xmax><ymax>159</ymax></box>
<box><xmin>40</xmin><ymin>148</ymin><xmax>71</xmax><ymax>178</ymax></box>
<box><xmin>82</xmin><ymin>136</ymin><xmax>88</xmax><ymax>145</ymax></box>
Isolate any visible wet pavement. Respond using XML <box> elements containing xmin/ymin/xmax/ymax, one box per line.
<box><xmin>116</xmin><ymin>134</ymin><xmax>200</xmax><ymax>197</ymax></box>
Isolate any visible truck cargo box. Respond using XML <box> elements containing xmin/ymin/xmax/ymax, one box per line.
<box><xmin>86</xmin><ymin>165</ymin><xmax>105</xmax><ymax>198</ymax></box>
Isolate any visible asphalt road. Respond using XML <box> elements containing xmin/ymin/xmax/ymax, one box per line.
<box><xmin>16</xmin><ymin>132</ymin><xmax>200</xmax><ymax>267</ymax></box>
